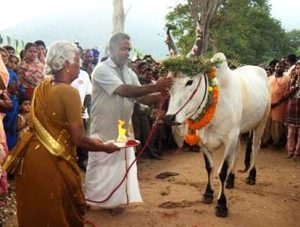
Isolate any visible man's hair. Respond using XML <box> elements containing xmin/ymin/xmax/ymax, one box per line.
<box><xmin>24</xmin><ymin>42</ymin><xmax>37</xmax><ymax>53</ymax></box>
<box><xmin>269</xmin><ymin>59</ymin><xmax>279</xmax><ymax>67</ymax></box>
<box><xmin>9</xmin><ymin>54</ymin><xmax>19</xmax><ymax>62</ymax></box>
<box><xmin>0</xmin><ymin>47</ymin><xmax>8</xmax><ymax>55</ymax></box>
<box><xmin>286</xmin><ymin>54</ymin><xmax>297</xmax><ymax>65</ymax></box>
<box><xmin>18</xmin><ymin>94</ymin><xmax>31</xmax><ymax>105</ymax></box>
<box><xmin>137</xmin><ymin>61</ymin><xmax>147</xmax><ymax>70</ymax></box>
<box><xmin>108</xmin><ymin>32</ymin><xmax>130</xmax><ymax>53</ymax></box>
<box><xmin>34</xmin><ymin>40</ymin><xmax>46</xmax><ymax>48</ymax></box>
<box><xmin>3</xmin><ymin>45</ymin><xmax>15</xmax><ymax>53</ymax></box>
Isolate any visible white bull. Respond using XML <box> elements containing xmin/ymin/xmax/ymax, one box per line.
<box><xmin>165</xmin><ymin>53</ymin><xmax>271</xmax><ymax>217</ymax></box>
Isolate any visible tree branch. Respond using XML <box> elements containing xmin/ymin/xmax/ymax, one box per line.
<box><xmin>165</xmin><ymin>27</ymin><xmax>179</xmax><ymax>55</ymax></box>
<box><xmin>187</xmin><ymin>0</ymin><xmax>225</xmax><ymax>56</ymax></box>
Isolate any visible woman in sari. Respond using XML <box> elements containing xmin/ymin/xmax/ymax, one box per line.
<box><xmin>2</xmin><ymin>41</ymin><xmax>120</xmax><ymax>226</ymax></box>
<box><xmin>0</xmin><ymin>54</ymin><xmax>10</xmax><ymax>203</ymax></box>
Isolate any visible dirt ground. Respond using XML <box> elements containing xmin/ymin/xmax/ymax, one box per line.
<box><xmin>2</xmin><ymin>143</ymin><xmax>300</xmax><ymax>227</ymax></box>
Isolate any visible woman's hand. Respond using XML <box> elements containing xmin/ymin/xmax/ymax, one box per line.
<box><xmin>102</xmin><ymin>142</ymin><xmax>120</xmax><ymax>153</ymax></box>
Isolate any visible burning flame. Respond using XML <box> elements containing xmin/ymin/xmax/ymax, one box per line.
<box><xmin>117</xmin><ymin>120</ymin><xmax>127</xmax><ymax>142</ymax></box>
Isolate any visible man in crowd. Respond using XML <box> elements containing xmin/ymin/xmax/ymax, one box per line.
<box><xmin>262</xmin><ymin>61</ymin><xmax>290</xmax><ymax>148</ymax></box>
<box><xmin>34</xmin><ymin>40</ymin><xmax>47</xmax><ymax>64</ymax></box>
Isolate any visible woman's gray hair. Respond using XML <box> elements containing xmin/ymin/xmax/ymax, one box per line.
<box><xmin>44</xmin><ymin>41</ymin><xmax>78</xmax><ymax>75</ymax></box>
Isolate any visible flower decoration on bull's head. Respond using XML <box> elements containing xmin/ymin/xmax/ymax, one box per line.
<box><xmin>161</xmin><ymin>56</ymin><xmax>222</xmax><ymax>78</ymax></box>
<box><xmin>162</xmin><ymin>56</ymin><xmax>222</xmax><ymax>146</ymax></box>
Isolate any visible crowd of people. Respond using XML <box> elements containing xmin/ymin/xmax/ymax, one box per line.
<box><xmin>0</xmin><ymin>32</ymin><xmax>299</xmax><ymax>226</ymax></box>
<box><xmin>260</xmin><ymin>54</ymin><xmax>300</xmax><ymax>161</ymax></box>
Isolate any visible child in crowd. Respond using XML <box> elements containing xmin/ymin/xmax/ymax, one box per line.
<box><xmin>3</xmin><ymin>73</ymin><xmax>20</xmax><ymax>150</ymax></box>
<box><xmin>7</xmin><ymin>54</ymin><xmax>20</xmax><ymax>72</ymax></box>
<box><xmin>17</xmin><ymin>96</ymin><xmax>31</xmax><ymax>139</ymax></box>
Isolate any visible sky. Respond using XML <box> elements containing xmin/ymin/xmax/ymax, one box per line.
<box><xmin>0</xmin><ymin>0</ymin><xmax>299</xmax><ymax>31</ymax></box>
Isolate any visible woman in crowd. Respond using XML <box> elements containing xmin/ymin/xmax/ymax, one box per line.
<box><xmin>2</xmin><ymin>41</ymin><xmax>119</xmax><ymax>226</ymax></box>
<box><xmin>0</xmin><ymin>54</ymin><xmax>11</xmax><ymax>204</ymax></box>
<box><xmin>285</xmin><ymin>61</ymin><xmax>300</xmax><ymax>160</ymax></box>
<box><xmin>17</xmin><ymin>42</ymin><xmax>44</xmax><ymax>98</ymax></box>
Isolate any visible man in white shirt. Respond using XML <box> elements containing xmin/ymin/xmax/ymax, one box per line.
<box><xmin>71</xmin><ymin>69</ymin><xmax>92</xmax><ymax>171</ymax></box>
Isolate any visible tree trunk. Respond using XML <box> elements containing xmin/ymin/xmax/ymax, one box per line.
<box><xmin>165</xmin><ymin>28</ymin><xmax>179</xmax><ymax>56</ymax></box>
<box><xmin>187</xmin><ymin>0</ymin><xmax>225</xmax><ymax>56</ymax></box>
<box><xmin>113</xmin><ymin>0</ymin><xmax>125</xmax><ymax>33</ymax></box>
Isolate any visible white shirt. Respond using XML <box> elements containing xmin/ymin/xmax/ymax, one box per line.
<box><xmin>90</xmin><ymin>58</ymin><xmax>141</xmax><ymax>140</ymax></box>
<box><xmin>71</xmin><ymin>69</ymin><xmax>92</xmax><ymax>119</ymax></box>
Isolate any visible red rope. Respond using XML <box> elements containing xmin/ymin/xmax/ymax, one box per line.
<box><xmin>85</xmin><ymin>220</ymin><xmax>97</xmax><ymax>227</ymax></box>
<box><xmin>174</xmin><ymin>76</ymin><xmax>202</xmax><ymax>116</ymax></box>
<box><xmin>85</xmin><ymin>97</ymin><xmax>168</xmax><ymax>204</ymax></box>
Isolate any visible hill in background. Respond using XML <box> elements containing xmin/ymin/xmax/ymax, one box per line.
<box><xmin>0</xmin><ymin>7</ymin><xmax>170</xmax><ymax>59</ymax></box>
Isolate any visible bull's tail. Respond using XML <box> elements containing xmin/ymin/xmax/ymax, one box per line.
<box><xmin>243</xmin><ymin>131</ymin><xmax>253</xmax><ymax>172</ymax></box>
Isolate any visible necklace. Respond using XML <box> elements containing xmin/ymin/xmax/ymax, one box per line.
<box><xmin>51</xmin><ymin>79</ymin><xmax>69</xmax><ymax>84</ymax></box>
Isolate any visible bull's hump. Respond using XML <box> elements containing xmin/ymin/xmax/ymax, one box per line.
<box><xmin>211</xmin><ymin>52</ymin><xmax>228</xmax><ymax>70</ymax></box>
<box><xmin>211</xmin><ymin>52</ymin><xmax>226</xmax><ymax>62</ymax></box>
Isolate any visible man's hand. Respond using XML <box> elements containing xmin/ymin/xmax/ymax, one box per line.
<box><xmin>155</xmin><ymin>109</ymin><xmax>166</xmax><ymax>123</ymax></box>
<box><xmin>155</xmin><ymin>77</ymin><xmax>173</xmax><ymax>93</ymax></box>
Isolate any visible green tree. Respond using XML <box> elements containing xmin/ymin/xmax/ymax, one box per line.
<box><xmin>286</xmin><ymin>29</ymin><xmax>300</xmax><ymax>56</ymax></box>
<box><xmin>165</xmin><ymin>0</ymin><xmax>293</xmax><ymax>64</ymax></box>
<box><xmin>165</xmin><ymin>3</ymin><xmax>194</xmax><ymax>55</ymax></box>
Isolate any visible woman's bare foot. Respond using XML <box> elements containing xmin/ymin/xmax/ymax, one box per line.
<box><xmin>110</xmin><ymin>207</ymin><xmax>125</xmax><ymax>216</ymax></box>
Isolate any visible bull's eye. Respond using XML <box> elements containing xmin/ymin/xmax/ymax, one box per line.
<box><xmin>185</xmin><ymin>80</ymin><xmax>193</xmax><ymax>86</ymax></box>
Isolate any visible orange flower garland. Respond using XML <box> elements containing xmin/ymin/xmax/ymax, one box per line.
<box><xmin>184</xmin><ymin>128</ymin><xmax>200</xmax><ymax>146</ymax></box>
<box><xmin>184</xmin><ymin>67</ymin><xmax>219</xmax><ymax>145</ymax></box>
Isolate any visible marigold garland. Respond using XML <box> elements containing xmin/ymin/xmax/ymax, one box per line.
<box><xmin>184</xmin><ymin>128</ymin><xmax>200</xmax><ymax>146</ymax></box>
<box><xmin>184</xmin><ymin>67</ymin><xmax>219</xmax><ymax>145</ymax></box>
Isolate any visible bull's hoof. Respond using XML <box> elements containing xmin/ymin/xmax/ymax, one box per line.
<box><xmin>225</xmin><ymin>173</ymin><xmax>235</xmax><ymax>189</ymax></box>
<box><xmin>238</xmin><ymin>169</ymin><xmax>247</xmax><ymax>173</ymax></box>
<box><xmin>246</xmin><ymin>177</ymin><xmax>256</xmax><ymax>185</ymax></box>
<box><xmin>215</xmin><ymin>204</ymin><xmax>228</xmax><ymax>217</ymax></box>
<box><xmin>201</xmin><ymin>193</ymin><xmax>213</xmax><ymax>204</ymax></box>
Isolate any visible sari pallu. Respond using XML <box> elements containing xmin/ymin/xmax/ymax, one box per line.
<box><xmin>2</xmin><ymin>79</ymin><xmax>86</xmax><ymax>227</ymax></box>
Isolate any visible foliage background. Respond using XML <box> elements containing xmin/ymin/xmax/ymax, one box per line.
<box><xmin>165</xmin><ymin>0</ymin><xmax>300</xmax><ymax>64</ymax></box>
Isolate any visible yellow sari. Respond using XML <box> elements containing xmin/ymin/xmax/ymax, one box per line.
<box><xmin>2</xmin><ymin>79</ymin><xmax>86</xmax><ymax>226</ymax></box>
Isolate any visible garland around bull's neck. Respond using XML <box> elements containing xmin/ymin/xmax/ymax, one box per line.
<box><xmin>162</xmin><ymin>56</ymin><xmax>222</xmax><ymax>146</ymax></box>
